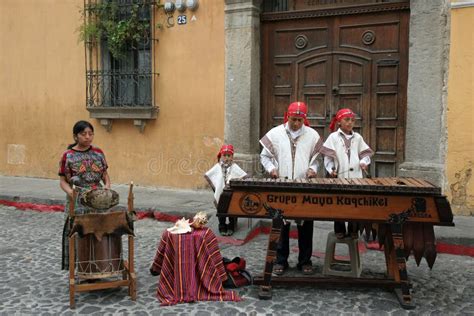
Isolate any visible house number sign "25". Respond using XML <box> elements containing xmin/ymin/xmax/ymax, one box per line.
<box><xmin>177</xmin><ymin>15</ymin><xmax>187</xmax><ymax>25</ymax></box>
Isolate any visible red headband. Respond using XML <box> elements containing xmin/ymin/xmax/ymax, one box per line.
<box><xmin>329</xmin><ymin>108</ymin><xmax>355</xmax><ymax>132</ymax></box>
<box><xmin>284</xmin><ymin>101</ymin><xmax>310</xmax><ymax>126</ymax></box>
<box><xmin>217</xmin><ymin>144</ymin><xmax>234</xmax><ymax>161</ymax></box>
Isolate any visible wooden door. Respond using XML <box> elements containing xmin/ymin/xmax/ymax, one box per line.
<box><xmin>261</xmin><ymin>2</ymin><xmax>409</xmax><ymax>177</ymax></box>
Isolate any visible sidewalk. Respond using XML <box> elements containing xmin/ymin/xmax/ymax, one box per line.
<box><xmin>0</xmin><ymin>175</ymin><xmax>473</xmax><ymax>249</ymax></box>
<box><xmin>0</xmin><ymin>175</ymin><xmax>215</xmax><ymax>218</ymax></box>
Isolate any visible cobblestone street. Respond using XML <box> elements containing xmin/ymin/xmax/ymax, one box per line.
<box><xmin>0</xmin><ymin>205</ymin><xmax>473</xmax><ymax>315</ymax></box>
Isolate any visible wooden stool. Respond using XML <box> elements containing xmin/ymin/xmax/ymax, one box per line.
<box><xmin>323</xmin><ymin>231</ymin><xmax>361</xmax><ymax>278</ymax></box>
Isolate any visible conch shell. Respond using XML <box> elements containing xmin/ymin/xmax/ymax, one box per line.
<box><xmin>191</xmin><ymin>211</ymin><xmax>208</xmax><ymax>229</ymax></box>
<box><xmin>167</xmin><ymin>217</ymin><xmax>192</xmax><ymax>235</ymax></box>
<box><xmin>166</xmin><ymin>211</ymin><xmax>208</xmax><ymax>234</ymax></box>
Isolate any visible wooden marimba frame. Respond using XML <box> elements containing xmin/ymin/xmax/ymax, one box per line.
<box><xmin>217</xmin><ymin>177</ymin><xmax>454</xmax><ymax>309</ymax></box>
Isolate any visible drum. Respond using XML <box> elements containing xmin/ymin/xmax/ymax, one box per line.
<box><xmin>71</xmin><ymin>189</ymin><xmax>127</xmax><ymax>278</ymax></box>
<box><xmin>76</xmin><ymin>234</ymin><xmax>124</xmax><ymax>278</ymax></box>
<box><xmin>80</xmin><ymin>188</ymin><xmax>119</xmax><ymax>210</ymax></box>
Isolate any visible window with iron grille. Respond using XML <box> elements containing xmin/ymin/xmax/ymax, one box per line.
<box><xmin>82</xmin><ymin>0</ymin><xmax>158</xmax><ymax>130</ymax></box>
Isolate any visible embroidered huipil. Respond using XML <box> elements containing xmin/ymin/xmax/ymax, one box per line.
<box><xmin>58</xmin><ymin>146</ymin><xmax>108</xmax><ymax>190</ymax></box>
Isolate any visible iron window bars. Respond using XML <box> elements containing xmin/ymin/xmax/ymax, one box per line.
<box><xmin>83</xmin><ymin>0</ymin><xmax>158</xmax><ymax>109</ymax></box>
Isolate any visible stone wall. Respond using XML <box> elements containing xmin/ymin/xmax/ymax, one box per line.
<box><xmin>399</xmin><ymin>0</ymin><xmax>451</xmax><ymax>188</ymax></box>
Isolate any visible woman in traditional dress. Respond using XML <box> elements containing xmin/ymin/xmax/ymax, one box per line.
<box><xmin>59</xmin><ymin>120</ymin><xmax>110</xmax><ymax>270</ymax></box>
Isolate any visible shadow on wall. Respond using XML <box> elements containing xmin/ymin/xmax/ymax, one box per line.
<box><xmin>450</xmin><ymin>161</ymin><xmax>473</xmax><ymax>215</ymax></box>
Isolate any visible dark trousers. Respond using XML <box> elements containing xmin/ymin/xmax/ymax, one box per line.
<box><xmin>276</xmin><ymin>220</ymin><xmax>313</xmax><ymax>268</ymax></box>
<box><xmin>334</xmin><ymin>221</ymin><xmax>358</xmax><ymax>236</ymax></box>
<box><xmin>218</xmin><ymin>216</ymin><xmax>236</xmax><ymax>230</ymax></box>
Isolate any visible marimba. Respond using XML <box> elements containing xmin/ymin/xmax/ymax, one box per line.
<box><xmin>217</xmin><ymin>177</ymin><xmax>454</xmax><ymax>309</ymax></box>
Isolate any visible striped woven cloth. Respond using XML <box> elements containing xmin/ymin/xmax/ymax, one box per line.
<box><xmin>151</xmin><ymin>227</ymin><xmax>241</xmax><ymax>306</ymax></box>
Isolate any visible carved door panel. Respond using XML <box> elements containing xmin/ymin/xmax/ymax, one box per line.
<box><xmin>261</xmin><ymin>16</ymin><xmax>333</xmax><ymax>138</ymax></box>
<box><xmin>331</xmin><ymin>55</ymin><xmax>371</xmax><ymax>139</ymax></box>
<box><xmin>297</xmin><ymin>54</ymin><xmax>370</xmax><ymax>140</ymax></box>
<box><xmin>261</xmin><ymin>2</ymin><xmax>409</xmax><ymax>177</ymax></box>
<box><xmin>296</xmin><ymin>54</ymin><xmax>333</xmax><ymax>138</ymax></box>
<box><xmin>336</xmin><ymin>11</ymin><xmax>409</xmax><ymax>177</ymax></box>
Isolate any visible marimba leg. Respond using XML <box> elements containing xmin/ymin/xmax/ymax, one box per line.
<box><xmin>383</xmin><ymin>225</ymin><xmax>396</xmax><ymax>279</ymax></box>
<box><xmin>390</xmin><ymin>222</ymin><xmax>415</xmax><ymax>310</ymax></box>
<box><xmin>258</xmin><ymin>216</ymin><xmax>283</xmax><ymax>299</ymax></box>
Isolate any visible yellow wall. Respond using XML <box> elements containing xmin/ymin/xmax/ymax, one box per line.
<box><xmin>446</xmin><ymin>4</ymin><xmax>474</xmax><ymax>215</ymax></box>
<box><xmin>0</xmin><ymin>0</ymin><xmax>225</xmax><ymax>189</ymax></box>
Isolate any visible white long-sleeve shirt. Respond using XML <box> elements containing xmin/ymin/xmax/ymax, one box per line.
<box><xmin>321</xmin><ymin>129</ymin><xmax>373</xmax><ymax>178</ymax></box>
<box><xmin>260</xmin><ymin>123</ymin><xmax>322</xmax><ymax>179</ymax></box>
<box><xmin>204</xmin><ymin>162</ymin><xmax>247</xmax><ymax>205</ymax></box>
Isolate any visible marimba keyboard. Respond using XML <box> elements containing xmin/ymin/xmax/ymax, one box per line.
<box><xmin>217</xmin><ymin>177</ymin><xmax>453</xmax><ymax>225</ymax></box>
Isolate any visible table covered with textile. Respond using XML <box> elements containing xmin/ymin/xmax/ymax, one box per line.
<box><xmin>151</xmin><ymin>227</ymin><xmax>241</xmax><ymax>306</ymax></box>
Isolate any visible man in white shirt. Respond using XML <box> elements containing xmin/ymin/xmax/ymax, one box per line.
<box><xmin>260</xmin><ymin>101</ymin><xmax>323</xmax><ymax>275</ymax></box>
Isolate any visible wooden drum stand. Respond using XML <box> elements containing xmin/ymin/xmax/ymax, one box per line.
<box><xmin>68</xmin><ymin>183</ymin><xmax>136</xmax><ymax>309</ymax></box>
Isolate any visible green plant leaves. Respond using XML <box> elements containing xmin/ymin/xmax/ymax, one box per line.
<box><xmin>78</xmin><ymin>1</ymin><xmax>150</xmax><ymax>59</ymax></box>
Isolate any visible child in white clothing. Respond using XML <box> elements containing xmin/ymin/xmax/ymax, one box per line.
<box><xmin>321</xmin><ymin>108</ymin><xmax>374</xmax><ymax>238</ymax></box>
<box><xmin>205</xmin><ymin>144</ymin><xmax>247</xmax><ymax>236</ymax></box>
